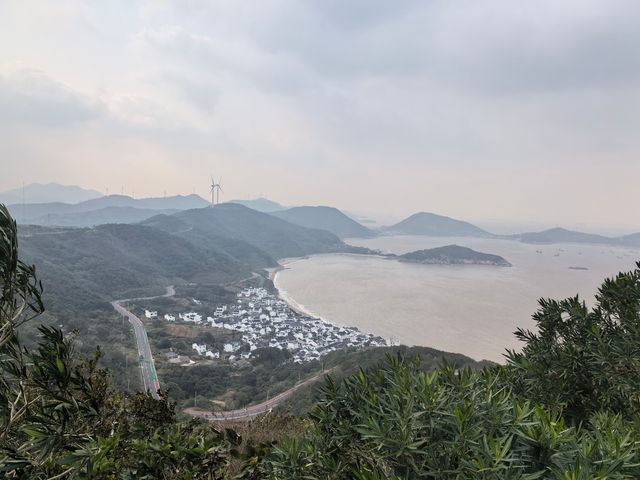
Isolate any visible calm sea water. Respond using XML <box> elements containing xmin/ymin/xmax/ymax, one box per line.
<box><xmin>274</xmin><ymin>236</ymin><xmax>639</xmax><ymax>362</ymax></box>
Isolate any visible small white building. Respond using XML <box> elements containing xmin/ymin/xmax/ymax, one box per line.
<box><xmin>164</xmin><ymin>314</ymin><xmax>176</xmax><ymax>322</ymax></box>
<box><xmin>223</xmin><ymin>341</ymin><xmax>242</xmax><ymax>353</ymax></box>
<box><xmin>181</xmin><ymin>312</ymin><xmax>202</xmax><ymax>324</ymax></box>
<box><xmin>144</xmin><ymin>310</ymin><xmax>158</xmax><ymax>319</ymax></box>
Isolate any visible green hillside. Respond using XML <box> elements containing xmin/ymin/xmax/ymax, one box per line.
<box><xmin>19</xmin><ymin>223</ymin><xmax>250</xmax><ymax>317</ymax></box>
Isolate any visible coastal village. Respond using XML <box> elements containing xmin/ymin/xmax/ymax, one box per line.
<box><xmin>144</xmin><ymin>287</ymin><xmax>391</xmax><ymax>364</ymax></box>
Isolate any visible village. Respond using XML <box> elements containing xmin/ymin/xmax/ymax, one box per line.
<box><xmin>144</xmin><ymin>287</ymin><xmax>391</xmax><ymax>364</ymax></box>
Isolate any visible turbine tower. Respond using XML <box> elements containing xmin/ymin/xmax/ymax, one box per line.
<box><xmin>214</xmin><ymin>177</ymin><xmax>223</xmax><ymax>205</ymax></box>
<box><xmin>210</xmin><ymin>175</ymin><xmax>223</xmax><ymax>206</ymax></box>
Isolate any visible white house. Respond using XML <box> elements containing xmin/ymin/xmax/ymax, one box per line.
<box><xmin>223</xmin><ymin>341</ymin><xmax>242</xmax><ymax>353</ymax></box>
<box><xmin>164</xmin><ymin>314</ymin><xmax>176</xmax><ymax>322</ymax></box>
<box><xmin>144</xmin><ymin>310</ymin><xmax>158</xmax><ymax>319</ymax></box>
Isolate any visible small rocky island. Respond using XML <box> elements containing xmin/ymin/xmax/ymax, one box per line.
<box><xmin>397</xmin><ymin>245</ymin><xmax>512</xmax><ymax>266</ymax></box>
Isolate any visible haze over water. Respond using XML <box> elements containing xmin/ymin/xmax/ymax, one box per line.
<box><xmin>274</xmin><ymin>236</ymin><xmax>639</xmax><ymax>363</ymax></box>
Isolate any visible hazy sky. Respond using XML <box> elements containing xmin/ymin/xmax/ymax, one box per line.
<box><xmin>1</xmin><ymin>1</ymin><xmax>639</xmax><ymax>230</ymax></box>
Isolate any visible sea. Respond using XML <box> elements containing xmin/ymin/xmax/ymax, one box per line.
<box><xmin>273</xmin><ymin>235</ymin><xmax>639</xmax><ymax>363</ymax></box>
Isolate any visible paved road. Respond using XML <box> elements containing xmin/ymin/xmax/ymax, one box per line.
<box><xmin>185</xmin><ymin>370</ymin><xmax>327</xmax><ymax>421</ymax></box>
<box><xmin>111</xmin><ymin>286</ymin><xmax>175</xmax><ymax>400</ymax></box>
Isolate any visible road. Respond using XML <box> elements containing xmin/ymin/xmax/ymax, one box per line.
<box><xmin>185</xmin><ymin>370</ymin><xmax>327</xmax><ymax>421</ymax></box>
<box><xmin>111</xmin><ymin>286</ymin><xmax>175</xmax><ymax>400</ymax></box>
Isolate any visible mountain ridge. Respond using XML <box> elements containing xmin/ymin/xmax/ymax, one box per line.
<box><xmin>270</xmin><ymin>206</ymin><xmax>375</xmax><ymax>239</ymax></box>
<box><xmin>384</xmin><ymin>212</ymin><xmax>495</xmax><ymax>237</ymax></box>
<box><xmin>142</xmin><ymin>203</ymin><xmax>350</xmax><ymax>260</ymax></box>
<box><xmin>0</xmin><ymin>182</ymin><xmax>102</xmax><ymax>204</ymax></box>
<box><xmin>228</xmin><ymin>197</ymin><xmax>285</xmax><ymax>212</ymax></box>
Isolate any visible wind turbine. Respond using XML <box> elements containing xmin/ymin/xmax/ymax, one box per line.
<box><xmin>214</xmin><ymin>177</ymin><xmax>223</xmax><ymax>205</ymax></box>
<box><xmin>210</xmin><ymin>175</ymin><xmax>223</xmax><ymax>206</ymax></box>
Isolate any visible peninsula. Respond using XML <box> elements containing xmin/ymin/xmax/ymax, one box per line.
<box><xmin>397</xmin><ymin>245</ymin><xmax>512</xmax><ymax>266</ymax></box>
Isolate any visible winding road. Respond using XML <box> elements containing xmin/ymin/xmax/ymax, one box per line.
<box><xmin>111</xmin><ymin>286</ymin><xmax>175</xmax><ymax>400</ymax></box>
<box><xmin>185</xmin><ymin>370</ymin><xmax>328</xmax><ymax>421</ymax></box>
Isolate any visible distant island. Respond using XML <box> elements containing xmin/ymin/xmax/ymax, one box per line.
<box><xmin>397</xmin><ymin>245</ymin><xmax>512</xmax><ymax>266</ymax></box>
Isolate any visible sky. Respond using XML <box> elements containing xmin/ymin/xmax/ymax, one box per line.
<box><xmin>1</xmin><ymin>0</ymin><xmax>639</xmax><ymax>231</ymax></box>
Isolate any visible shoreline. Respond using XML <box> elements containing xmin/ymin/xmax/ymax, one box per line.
<box><xmin>270</xmin><ymin>254</ymin><xmax>386</xmax><ymax>337</ymax></box>
<box><xmin>272</xmin><ymin>260</ymin><xmax>325</xmax><ymax>321</ymax></box>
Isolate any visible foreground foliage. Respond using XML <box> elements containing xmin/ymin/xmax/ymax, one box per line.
<box><xmin>2</xmin><ymin>202</ymin><xmax>640</xmax><ymax>478</ymax></box>
<box><xmin>265</xmin><ymin>358</ymin><xmax>640</xmax><ymax>479</ymax></box>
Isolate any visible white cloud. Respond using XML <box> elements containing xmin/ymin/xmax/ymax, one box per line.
<box><xmin>0</xmin><ymin>68</ymin><xmax>103</xmax><ymax>125</ymax></box>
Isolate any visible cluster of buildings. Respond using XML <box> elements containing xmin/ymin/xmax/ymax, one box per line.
<box><xmin>149</xmin><ymin>287</ymin><xmax>390</xmax><ymax>363</ymax></box>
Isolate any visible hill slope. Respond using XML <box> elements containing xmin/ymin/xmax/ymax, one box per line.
<box><xmin>270</xmin><ymin>206</ymin><xmax>375</xmax><ymax>239</ymax></box>
<box><xmin>143</xmin><ymin>204</ymin><xmax>348</xmax><ymax>260</ymax></box>
<box><xmin>228</xmin><ymin>198</ymin><xmax>285</xmax><ymax>212</ymax></box>
<box><xmin>19</xmin><ymin>223</ymin><xmax>252</xmax><ymax>316</ymax></box>
<box><xmin>384</xmin><ymin>212</ymin><xmax>494</xmax><ymax>237</ymax></box>
<box><xmin>620</xmin><ymin>233</ymin><xmax>640</xmax><ymax>248</ymax></box>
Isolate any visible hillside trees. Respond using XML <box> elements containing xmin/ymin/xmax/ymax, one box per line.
<box><xmin>0</xmin><ymin>205</ymin><xmax>241</xmax><ymax>478</ymax></box>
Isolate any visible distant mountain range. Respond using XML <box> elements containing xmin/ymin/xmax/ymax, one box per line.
<box><xmin>0</xmin><ymin>183</ymin><xmax>102</xmax><ymax>204</ymax></box>
<box><xmin>2</xmin><ymin>183</ymin><xmax>637</xmax><ymax>248</ymax></box>
<box><xmin>7</xmin><ymin>194</ymin><xmax>210</xmax><ymax>226</ymax></box>
<box><xmin>383</xmin><ymin>212</ymin><xmax>494</xmax><ymax>238</ymax></box>
<box><xmin>379</xmin><ymin>213</ymin><xmax>640</xmax><ymax>248</ymax></box>
<box><xmin>270</xmin><ymin>206</ymin><xmax>375</xmax><ymax>239</ymax></box>
<box><xmin>513</xmin><ymin>227</ymin><xmax>640</xmax><ymax>248</ymax></box>
<box><xmin>228</xmin><ymin>198</ymin><xmax>285</xmax><ymax>212</ymax></box>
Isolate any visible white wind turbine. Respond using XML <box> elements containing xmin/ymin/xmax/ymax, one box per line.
<box><xmin>210</xmin><ymin>175</ymin><xmax>223</xmax><ymax>206</ymax></box>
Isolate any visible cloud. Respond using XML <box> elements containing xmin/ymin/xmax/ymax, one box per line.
<box><xmin>0</xmin><ymin>1</ymin><xmax>639</xmax><ymax>228</ymax></box>
<box><xmin>0</xmin><ymin>68</ymin><xmax>103</xmax><ymax>125</ymax></box>
<box><xmin>246</xmin><ymin>0</ymin><xmax>640</xmax><ymax>93</ymax></box>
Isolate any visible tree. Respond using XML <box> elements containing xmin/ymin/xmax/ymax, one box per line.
<box><xmin>506</xmin><ymin>262</ymin><xmax>640</xmax><ymax>422</ymax></box>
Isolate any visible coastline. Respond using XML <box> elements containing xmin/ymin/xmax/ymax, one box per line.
<box><xmin>271</xmin><ymin>258</ymin><xmax>325</xmax><ymax>320</ymax></box>
<box><xmin>270</xmin><ymin>253</ymin><xmax>384</xmax><ymax>335</ymax></box>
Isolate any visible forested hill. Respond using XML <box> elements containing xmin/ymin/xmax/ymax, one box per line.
<box><xmin>270</xmin><ymin>206</ymin><xmax>375</xmax><ymax>239</ymax></box>
<box><xmin>18</xmin><ymin>223</ymin><xmax>254</xmax><ymax>317</ymax></box>
<box><xmin>398</xmin><ymin>245</ymin><xmax>512</xmax><ymax>266</ymax></box>
<box><xmin>142</xmin><ymin>203</ymin><xmax>349</xmax><ymax>259</ymax></box>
